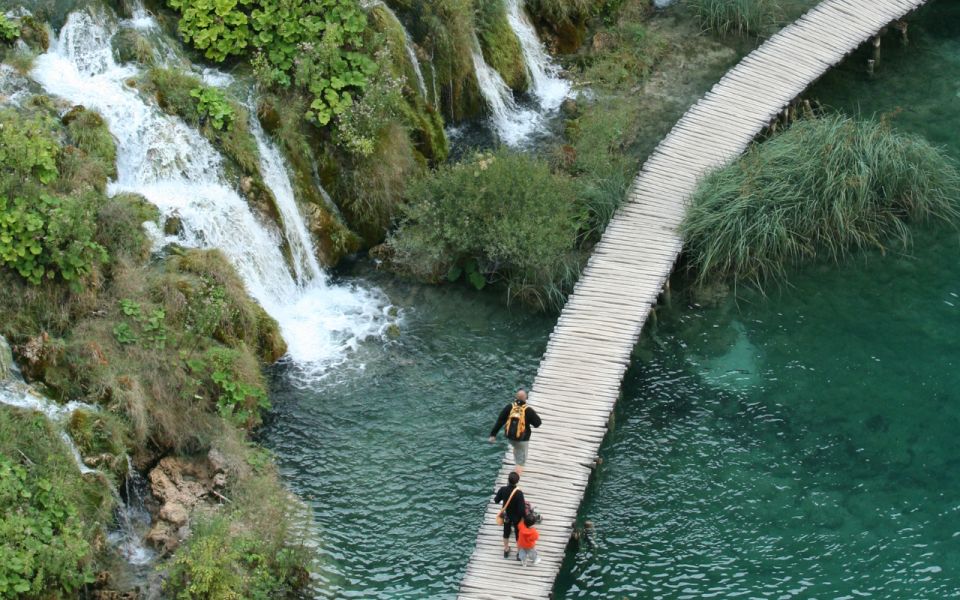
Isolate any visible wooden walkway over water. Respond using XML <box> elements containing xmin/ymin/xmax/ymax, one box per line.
<box><xmin>458</xmin><ymin>0</ymin><xmax>929</xmax><ymax>597</ymax></box>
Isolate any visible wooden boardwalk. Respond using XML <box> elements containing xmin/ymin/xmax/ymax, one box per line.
<box><xmin>458</xmin><ymin>0</ymin><xmax>929</xmax><ymax>598</ymax></box>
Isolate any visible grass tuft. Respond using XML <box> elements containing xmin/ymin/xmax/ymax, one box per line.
<box><xmin>681</xmin><ymin>114</ymin><xmax>960</xmax><ymax>288</ymax></box>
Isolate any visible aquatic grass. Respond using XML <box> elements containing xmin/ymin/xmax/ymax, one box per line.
<box><xmin>684</xmin><ymin>0</ymin><xmax>780</xmax><ymax>37</ymax></box>
<box><xmin>682</xmin><ymin>114</ymin><xmax>960</xmax><ymax>287</ymax></box>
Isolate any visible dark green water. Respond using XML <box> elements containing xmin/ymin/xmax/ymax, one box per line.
<box><xmin>557</xmin><ymin>3</ymin><xmax>960</xmax><ymax>597</ymax></box>
<box><xmin>262</xmin><ymin>276</ymin><xmax>554</xmax><ymax>597</ymax></box>
<box><xmin>263</xmin><ymin>2</ymin><xmax>960</xmax><ymax>597</ymax></box>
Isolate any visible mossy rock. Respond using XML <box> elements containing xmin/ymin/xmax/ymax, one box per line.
<box><xmin>67</xmin><ymin>408</ymin><xmax>130</xmax><ymax>479</ymax></box>
<box><xmin>62</xmin><ymin>105</ymin><xmax>118</xmax><ymax>184</ymax></box>
<box><xmin>113</xmin><ymin>28</ymin><xmax>155</xmax><ymax>65</ymax></box>
<box><xmin>18</xmin><ymin>15</ymin><xmax>49</xmax><ymax>52</ymax></box>
<box><xmin>477</xmin><ymin>0</ymin><xmax>529</xmax><ymax>93</ymax></box>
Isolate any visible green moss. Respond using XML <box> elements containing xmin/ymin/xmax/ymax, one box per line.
<box><xmin>476</xmin><ymin>0</ymin><xmax>528</xmax><ymax>92</ymax></box>
<box><xmin>112</xmin><ymin>28</ymin><xmax>155</xmax><ymax>65</ymax></box>
<box><xmin>61</xmin><ymin>105</ymin><xmax>118</xmax><ymax>190</ymax></box>
<box><xmin>66</xmin><ymin>408</ymin><xmax>130</xmax><ymax>479</ymax></box>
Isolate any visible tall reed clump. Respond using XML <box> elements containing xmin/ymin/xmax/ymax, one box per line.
<box><xmin>681</xmin><ymin>114</ymin><xmax>960</xmax><ymax>287</ymax></box>
<box><xmin>684</xmin><ymin>0</ymin><xmax>780</xmax><ymax>36</ymax></box>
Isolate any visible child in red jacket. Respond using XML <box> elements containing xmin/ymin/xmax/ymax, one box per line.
<box><xmin>517</xmin><ymin>513</ymin><xmax>541</xmax><ymax>566</ymax></box>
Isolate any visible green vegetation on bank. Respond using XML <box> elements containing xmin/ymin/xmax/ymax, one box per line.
<box><xmin>0</xmin><ymin>409</ymin><xmax>113</xmax><ymax>599</ymax></box>
<box><xmin>682</xmin><ymin>114</ymin><xmax>960</xmax><ymax>287</ymax></box>
<box><xmin>0</xmin><ymin>95</ymin><xmax>310</xmax><ymax>597</ymax></box>
<box><xmin>390</xmin><ymin>149</ymin><xmax>582</xmax><ymax>309</ymax></box>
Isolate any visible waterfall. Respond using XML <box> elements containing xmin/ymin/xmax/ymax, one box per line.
<box><xmin>504</xmin><ymin>0</ymin><xmax>571</xmax><ymax>112</ymax></box>
<box><xmin>249</xmin><ymin>111</ymin><xmax>323</xmax><ymax>284</ymax></box>
<box><xmin>361</xmin><ymin>0</ymin><xmax>428</xmax><ymax>100</ymax></box>
<box><xmin>31</xmin><ymin>10</ymin><xmax>390</xmax><ymax>380</ymax></box>
<box><xmin>470</xmin><ymin>34</ymin><xmax>540</xmax><ymax>146</ymax></box>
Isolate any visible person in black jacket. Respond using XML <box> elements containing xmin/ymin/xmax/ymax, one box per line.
<box><xmin>493</xmin><ymin>471</ymin><xmax>526</xmax><ymax>559</ymax></box>
<box><xmin>488</xmin><ymin>389</ymin><xmax>542</xmax><ymax>474</ymax></box>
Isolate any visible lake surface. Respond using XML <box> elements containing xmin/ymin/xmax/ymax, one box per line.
<box><xmin>557</xmin><ymin>3</ymin><xmax>960</xmax><ymax>597</ymax></box>
<box><xmin>263</xmin><ymin>2</ymin><xmax>960</xmax><ymax>597</ymax></box>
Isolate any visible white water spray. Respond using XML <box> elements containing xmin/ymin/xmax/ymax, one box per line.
<box><xmin>470</xmin><ymin>34</ymin><xmax>541</xmax><ymax>146</ymax></box>
<box><xmin>32</xmin><ymin>10</ymin><xmax>390</xmax><ymax>379</ymax></box>
<box><xmin>504</xmin><ymin>0</ymin><xmax>571</xmax><ymax>111</ymax></box>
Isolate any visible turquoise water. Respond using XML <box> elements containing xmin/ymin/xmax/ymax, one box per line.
<box><xmin>556</xmin><ymin>3</ymin><xmax>960</xmax><ymax>597</ymax></box>
<box><xmin>263</xmin><ymin>2</ymin><xmax>960</xmax><ymax>598</ymax></box>
<box><xmin>262</xmin><ymin>273</ymin><xmax>553</xmax><ymax>597</ymax></box>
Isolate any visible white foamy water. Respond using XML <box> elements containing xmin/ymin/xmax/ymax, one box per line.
<box><xmin>362</xmin><ymin>0</ymin><xmax>428</xmax><ymax>100</ymax></box>
<box><xmin>504</xmin><ymin>0</ymin><xmax>571</xmax><ymax>111</ymax></box>
<box><xmin>31</xmin><ymin>10</ymin><xmax>390</xmax><ymax>379</ymax></box>
<box><xmin>0</xmin><ymin>378</ymin><xmax>99</xmax><ymax>474</ymax></box>
<box><xmin>470</xmin><ymin>34</ymin><xmax>540</xmax><ymax>146</ymax></box>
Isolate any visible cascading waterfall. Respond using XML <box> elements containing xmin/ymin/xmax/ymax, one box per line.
<box><xmin>361</xmin><ymin>0</ymin><xmax>429</xmax><ymax>100</ymax></box>
<box><xmin>32</xmin><ymin>10</ymin><xmax>390</xmax><ymax>380</ymax></box>
<box><xmin>504</xmin><ymin>0</ymin><xmax>571</xmax><ymax>111</ymax></box>
<box><xmin>470</xmin><ymin>33</ymin><xmax>541</xmax><ymax>146</ymax></box>
<box><xmin>0</xmin><ymin>374</ymin><xmax>155</xmax><ymax>567</ymax></box>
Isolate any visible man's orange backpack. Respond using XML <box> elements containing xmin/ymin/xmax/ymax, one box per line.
<box><xmin>504</xmin><ymin>402</ymin><xmax>527</xmax><ymax>440</ymax></box>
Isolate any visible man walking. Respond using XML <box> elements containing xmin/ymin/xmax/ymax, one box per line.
<box><xmin>489</xmin><ymin>389</ymin><xmax>541</xmax><ymax>474</ymax></box>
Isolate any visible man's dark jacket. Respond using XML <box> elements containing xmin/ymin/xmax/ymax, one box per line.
<box><xmin>494</xmin><ymin>484</ymin><xmax>526</xmax><ymax>524</ymax></box>
<box><xmin>489</xmin><ymin>402</ymin><xmax>542</xmax><ymax>441</ymax></box>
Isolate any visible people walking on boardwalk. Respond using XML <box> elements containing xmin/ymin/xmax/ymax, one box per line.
<box><xmin>517</xmin><ymin>513</ymin><xmax>541</xmax><ymax>566</ymax></box>
<box><xmin>494</xmin><ymin>471</ymin><xmax>526</xmax><ymax>559</ymax></box>
<box><xmin>488</xmin><ymin>389</ymin><xmax>541</xmax><ymax>474</ymax></box>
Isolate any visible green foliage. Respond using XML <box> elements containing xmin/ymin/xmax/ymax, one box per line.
<box><xmin>190</xmin><ymin>86</ymin><xmax>235</xmax><ymax>131</ymax></box>
<box><xmin>63</xmin><ymin>106</ymin><xmax>118</xmax><ymax>187</ymax></box>
<box><xmin>0</xmin><ymin>194</ymin><xmax>108</xmax><ymax>288</ymax></box>
<box><xmin>683</xmin><ymin>0</ymin><xmax>780</xmax><ymax>36</ymax></box>
<box><xmin>682</xmin><ymin>114</ymin><xmax>960</xmax><ymax>287</ymax></box>
<box><xmin>578</xmin><ymin>19</ymin><xmax>668</xmax><ymax>89</ymax></box>
<box><xmin>0</xmin><ymin>15</ymin><xmax>20</xmax><ymax>43</ymax></box>
<box><xmin>168</xmin><ymin>0</ymin><xmax>254</xmax><ymax>62</ymax></box>
<box><xmin>189</xmin><ymin>347</ymin><xmax>269</xmax><ymax>428</ymax></box>
<box><xmin>0</xmin><ymin>110</ymin><xmax>59</xmax><ymax>187</ymax></box>
<box><xmin>166</xmin><ymin>0</ymin><xmax>376</xmax><ymax>127</ymax></box>
<box><xmin>334</xmin><ymin>47</ymin><xmax>405</xmax><ymax>157</ymax></box>
<box><xmin>165</xmin><ymin>505</ymin><xmax>307</xmax><ymax>599</ymax></box>
<box><xmin>0</xmin><ymin>455</ymin><xmax>93</xmax><ymax>598</ymax></box>
<box><xmin>111</xmin><ymin>298</ymin><xmax>167</xmax><ymax>349</ymax></box>
<box><xmin>390</xmin><ymin>149</ymin><xmax>581</xmax><ymax>309</ymax></box>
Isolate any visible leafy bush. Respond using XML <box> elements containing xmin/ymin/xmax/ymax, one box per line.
<box><xmin>0</xmin><ymin>455</ymin><xmax>94</xmax><ymax>598</ymax></box>
<box><xmin>389</xmin><ymin>149</ymin><xmax>581</xmax><ymax>308</ymax></box>
<box><xmin>168</xmin><ymin>0</ymin><xmax>253</xmax><ymax>62</ymax></box>
<box><xmin>0</xmin><ymin>193</ymin><xmax>108</xmax><ymax>288</ymax></box>
<box><xmin>0</xmin><ymin>15</ymin><xmax>19</xmax><ymax>43</ymax></box>
<box><xmin>681</xmin><ymin>114</ymin><xmax>960</xmax><ymax>286</ymax></box>
<box><xmin>683</xmin><ymin>0</ymin><xmax>780</xmax><ymax>37</ymax></box>
<box><xmin>188</xmin><ymin>346</ymin><xmax>269</xmax><ymax>429</ymax></box>
<box><xmin>0</xmin><ymin>110</ymin><xmax>59</xmax><ymax>188</ymax></box>
<box><xmin>166</xmin><ymin>501</ymin><xmax>308</xmax><ymax>599</ymax></box>
<box><xmin>191</xmin><ymin>86</ymin><xmax>235</xmax><ymax>131</ymax></box>
<box><xmin>167</xmin><ymin>0</ymin><xmax>376</xmax><ymax>126</ymax></box>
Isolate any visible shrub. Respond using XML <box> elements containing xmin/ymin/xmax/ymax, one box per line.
<box><xmin>389</xmin><ymin>149</ymin><xmax>581</xmax><ymax>308</ymax></box>
<box><xmin>0</xmin><ymin>193</ymin><xmax>108</xmax><ymax>288</ymax></box>
<box><xmin>683</xmin><ymin>0</ymin><xmax>780</xmax><ymax>37</ymax></box>
<box><xmin>166</xmin><ymin>0</ymin><xmax>376</xmax><ymax>126</ymax></box>
<box><xmin>0</xmin><ymin>408</ymin><xmax>113</xmax><ymax>599</ymax></box>
<box><xmin>0</xmin><ymin>455</ymin><xmax>94</xmax><ymax>598</ymax></box>
<box><xmin>0</xmin><ymin>15</ymin><xmax>19</xmax><ymax>43</ymax></box>
<box><xmin>0</xmin><ymin>110</ymin><xmax>59</xmax><ymax>188</ymax></box>
<box><xmin>681</xmin><ymin>114</ymin><xmax>960</xmax><ymax>287</ymax></box>
<box><xmin>191</xmin><ymin>86</ymin><xmax>235</xmax><ymax>131</ymax></box>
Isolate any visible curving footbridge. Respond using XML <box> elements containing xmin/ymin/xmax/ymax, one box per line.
<box><xmin>458</xmin><ymin>0</ymin><xmax>930</xmax><ymax>597</ymax></box>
